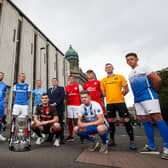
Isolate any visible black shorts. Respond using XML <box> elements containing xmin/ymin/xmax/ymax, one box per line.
<box><xmin>42</xmin><ymin>124</ymin><xmax>51</xmax><ymax>134</ymax></box>
<box><xmin>106</xmin><ymin>103</ymin><xmax>129</xmax><ymax>118</ymax></box>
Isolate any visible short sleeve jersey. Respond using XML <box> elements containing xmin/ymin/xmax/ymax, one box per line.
<box><xmin>78</xmin><ymin>101</ymin><xmax>107</xmax><ymax>124</ymax></box>
<box><xmin>65</xmin><ymin>83</ymin><xmax>83</xmax><ymax>106</ymax></box>
<box><xmin>83</xmin><ymin>80</ymin><xmax>102</xmax><ymax>102</ymax></box>
<box><xmin>35</xmin><ymin>104</ymin><xmax>58</xmax><ymax>121</ymax></box>
<box><xmin>13</xmin><ymin>83</ymin><xmax>31</xmax><ymax>105</ymax></box>
<box><xmin>101</xmin><ymin>74</ymin><xmax>127</xmax><ymax>104</ymax></box>
<box><xmin>0</xmin><ymin>82</ymin><xmax>7</xmax><ymax>104</ymax></box>
<box><xmin>32</xmin><ymin>88</ymin><xmax>46</xmax><ymax>106</ymax></box>
<box><xmin>128</xmin><ymin>65</ymin><xmax>158</xmax><ymax>103</ymax></box>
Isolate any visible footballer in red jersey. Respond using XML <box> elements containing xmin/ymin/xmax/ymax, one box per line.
<box><xmin>65</xmin><ymin>75</ymin><xmax>83</xmax><ymax>141</ymax></box>
<box><xmin>83</xmin><ymin>70</ymin><xmax>105</xmax><ymax>114</ymax></box>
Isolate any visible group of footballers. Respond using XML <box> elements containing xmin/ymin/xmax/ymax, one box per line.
<box><xmin>0</xmin><ymin>52</ymin><xmax>168</xmax><ymax>159</ymax></box>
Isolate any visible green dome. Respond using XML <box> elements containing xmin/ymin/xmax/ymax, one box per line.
<box><xmin>65</xmin><ymin>45</ymin><xmax>79</xmax><ymax>60</ymax></box>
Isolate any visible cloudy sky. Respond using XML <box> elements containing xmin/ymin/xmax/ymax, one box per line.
<box><xmin>11</xmin><ymin>0</ymin><xmax>168</xmax><ymax>106</ymax></box>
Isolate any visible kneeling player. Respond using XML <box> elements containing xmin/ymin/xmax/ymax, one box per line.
<box><xmin>74</xmin><ymin>90</ymin><xmax>109</xmax><ymax>154</ymax></box>
<box><xmin>32</xmin><ymin>93</ymin><xmax>62</xmax><ymax>147</ymax></box>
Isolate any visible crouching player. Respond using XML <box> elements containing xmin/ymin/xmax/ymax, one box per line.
<box><xmin>74</xmin><ymin>90</ymin><xmax>109</xmax><ymax>154</ymax></box>
<box><xmin>32</xmin><ymin>93</ymin><xmax>62</xmax><ymax>147</ymax></box>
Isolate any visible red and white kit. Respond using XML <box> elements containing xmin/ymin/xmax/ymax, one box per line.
<box><xmin>65</xmin><ymin>83</ymin><xmax>83</xmax><ymax>118</ymax></box>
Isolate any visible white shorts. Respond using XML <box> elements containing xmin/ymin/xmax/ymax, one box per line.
<box><xmin>135</xmin><ymin>99</ymin><xmax>161</xmax><ymax>116</ymax></box>
<box><xmin>12</xmin><ymin>104</ymin><xmax>29</xmax><ymax>116</ymax></box>
<box><xmin>67</xmin><ymin>105</ymin><xmax>80</xmax><ymax>119</ymax></box>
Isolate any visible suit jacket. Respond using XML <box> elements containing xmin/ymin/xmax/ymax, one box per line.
<box><xmin>47</xmin><ymin>86</ymin><xmax>65</xmax><ymax>113</ymax></box>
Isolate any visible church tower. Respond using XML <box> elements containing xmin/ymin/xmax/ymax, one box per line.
<box><xmin>65</xmin><ymin>45</ymin><xmax>79</xmax><ymax>72</ymax></box>
<box><xmin>65</xmin><ymin>45</ymin><xmax>87</xmax><ymax>84</ymax></box>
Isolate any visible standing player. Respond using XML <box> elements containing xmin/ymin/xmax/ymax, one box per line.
<box><xmin>126</xmin><ymin>52</ymin><xmax>168</xmax><ymax>159</ymax></box>
<box><xmin>12</xmin><ymin>73</ymin><xmax>31</xmax><ymax>117</ymax></box>
<box><xmin>32</xmin><ymin>80</ymin><xmax>46</xmax><ymax>115</ymax></box>
<box><xmin>65</xmin><ymin>75</ymin><xmax>83</xmax><ymax>141</ymax></box>
<box><xmin>0</xmin><ymin>72</ymin><xmax>7</xmax><ymax>141</ymax></box>
<box><xmin>74</xmin><ymin>90</ymin><xmax>109</xmax><ymax>154</ymax></box>
<box><xmin>101</xmin><ymin>63</ymin><xmax>136</xmax><ymax>150</ymax></box>
<box><xmin>83</xmin><ymin>70</ymin><xmax>105</xmax><ymax>114</ymax></box>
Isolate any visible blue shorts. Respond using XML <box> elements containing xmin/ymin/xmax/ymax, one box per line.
<box><xmin>0</xmin><ymin>104</ymin><xmax>5</xmax><ymax>117</ymax></box>
<box><xmin>86</xmin><ymin>123</ymin><xmax>109</xmax><ymax>135</ymax></box>
<box><xmin>86</xmin><ymin>126</ymin><xmax>98</xmax><ymax>134</ymax></box>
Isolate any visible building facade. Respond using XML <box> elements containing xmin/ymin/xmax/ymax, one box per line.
<box><xmin>0</xmin><ymin>0</ymin><xmax>70</xmax><ymax>118</ymax></box>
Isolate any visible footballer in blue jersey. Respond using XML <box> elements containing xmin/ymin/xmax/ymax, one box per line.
<box><xmin>12</xmin><ymin>73</ymin><xmax>31</xmax><ymax>116</ymax></box>
<box><xmin>0</xmin><ymin>72</ymin><xmax>7</xmax><ymax>141</ymax></box>
<box><xmin>128</xmin><ymin>65</ymin><xmax>159</xmax><ymax>103</ymax></box>
<box><xmin>32</xmin><ymin>80</ymin><xmax>46</xmax><ymax>114</ymax></box>
<box><xmin>126</xmin><ymin>52</ymin><xmax>168</xmax><ymax>159</ymax></box>
<box><xmin>0</xmin><ymin>82</ymin><xmax>7</xmax><ymax>117</ymax></box>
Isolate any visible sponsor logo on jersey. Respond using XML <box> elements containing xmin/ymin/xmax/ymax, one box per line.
<box><xmin>68</xmin><ymin>93</ymin><xmax>77</xmax><ymax>96</ymax></box>
<box><xmin>87</xmin><ymin>87</ymin><xmax>96</xmax><ymax>91</ymax></box>
<box><xmin>46</xmin><ymin>111</ymin><xmax>50</xmax><ymax>115</ymax></box>
<box><xmin>23</xmin><ymin>86</ymin><xmax>27</xmax><ymax>90</ymax></box>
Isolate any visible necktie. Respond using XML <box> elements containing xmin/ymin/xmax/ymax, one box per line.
<box><xmin>51</xmin><ymin>87</ymin><xmax>55</xmax><ymax>94</ymax></box>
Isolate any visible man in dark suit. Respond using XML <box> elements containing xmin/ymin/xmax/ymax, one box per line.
<box><xmin>48</xmin><ymin>78</ymin><xmax>65</xmax><ymax>144</ymax></box>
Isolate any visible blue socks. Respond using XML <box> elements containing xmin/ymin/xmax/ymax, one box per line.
<box><xmin>143</xmin><ymin>121</ymin><xmax>156</xmax><ymax>149</ymax></box>
<box><xmin>143</xmin><ymin>120</ymin><xmax>168</xmax><ymax>149</ymax></box>
<box><xmin>156</xmin><ymin>120</ymin><xmax>168</xmax><ymax>148</ymax></box>
<box><xmin>98</xmin><ymin>130</ymin><xmax>109</xmax><ymax>144</ymax></box>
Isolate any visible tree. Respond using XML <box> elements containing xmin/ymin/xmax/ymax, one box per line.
<box><xmin>158</xmin><ymin>68</ymin><xmax>168</xmax><ymax>122</ymax></box>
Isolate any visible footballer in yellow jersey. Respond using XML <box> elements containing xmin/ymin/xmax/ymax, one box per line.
<box><xmin>100</xmin><ymin>63</ymin><xmax>136</xmax><ymax>150</ymax></box>
<box><xmin>101</xmin><ymin>74</ymin><xmax>127</xmax><ymax>104</ymax></box>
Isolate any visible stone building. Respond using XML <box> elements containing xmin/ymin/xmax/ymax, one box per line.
<box><xmin>0</xmin><ymin>0</ymin><xmax>70</xmax><ymax>117</ymax></box>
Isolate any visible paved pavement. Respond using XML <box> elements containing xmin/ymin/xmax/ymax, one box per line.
<box><xmin>0</xmin><ymin>126</ymin><xmax>167</xmax><ymax>168</ymax></box>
